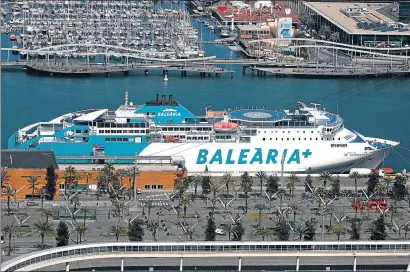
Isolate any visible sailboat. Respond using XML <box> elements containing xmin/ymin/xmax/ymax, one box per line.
<box><xmin>164</xmin><ymin>73</ymin><xmax>168</xmax><ymax>81</ymax></box>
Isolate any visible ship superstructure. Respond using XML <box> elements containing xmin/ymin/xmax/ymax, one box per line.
<box><xmin>8</xmin><ymin>92</ymin><xmax>399</xmax><ymax>173</ymax></box>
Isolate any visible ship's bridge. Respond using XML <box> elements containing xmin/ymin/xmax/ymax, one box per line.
<box><xmin>135</xmin><ymin>95</ymin><xmax>195</xmax><ymax>125</ymax></box>
<box><xmin>228</xmin><ymin>108</ymin><xmax>289</xmax><ymax>123</ymax></box>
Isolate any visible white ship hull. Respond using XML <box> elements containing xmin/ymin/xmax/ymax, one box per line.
<box><xmin>139</xmin><ymin>142</ymin><xmax>392</xmax><ymax>173</ymax></box>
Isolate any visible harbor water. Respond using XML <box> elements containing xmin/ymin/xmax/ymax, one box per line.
<box><xmin>2</xmin><ymin>19</ymin><xmax>410</xmax><ymax>172</ymax></box>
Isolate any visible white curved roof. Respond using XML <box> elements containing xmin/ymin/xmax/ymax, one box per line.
<box><xmin>73</xmin><ymin>109</ymin><xmax>108</xmax><ymax>122</ymax></box>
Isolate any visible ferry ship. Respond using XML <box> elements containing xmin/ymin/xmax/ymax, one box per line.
<box><xmin>8</xmin><ymin>92</ymin><xmax>399</xmax><ymax>173</ymax></box>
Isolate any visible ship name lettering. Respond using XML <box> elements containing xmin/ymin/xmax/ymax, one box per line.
<box><xmin>196</xmin><ymin>148</ymin><xmax>312</xmax><ymax>165</ymax></box>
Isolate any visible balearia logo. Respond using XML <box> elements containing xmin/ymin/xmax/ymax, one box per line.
<box><xmin>158</xmin><ymin>108</ymin><xmax>181</xmax><ymax>117</ymax></box>
<box><xmin>196</xmin><ymin>148</ymin><xmax>312</xmax><ymax>165</ymax></box>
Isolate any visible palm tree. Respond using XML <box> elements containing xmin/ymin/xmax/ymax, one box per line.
<box><xmin>240</xmin><ymin>172</ymin><xmax>253</xmax><ymax>213</ymax></box>
<box><xmin>254</xmin><ymin>203</ymin><xmax>267</xmax><ymax>227</ymax></box>
<box><xmin>73</xmin><ymin>222</ymin><xmax>88</xmax><ymax>244</ymax></box>
<box><xmin>83</xmin><ymin>172</ymin><xmax>93</xmax><ymax>196</ymax></box>
<box><xmin>331</xmin><ymin>224</ymin><xmax>346</xmax><ymax>241</ymax></box>
<box><xmin>222</xmin><ymin>223</ymin><xmax>236</xmax><ymax>241</ymax></box>
<box><xmin>255</xmin><ymin>171</ymin><xmax>267</xmax><ymax>197</ymax></box>
<box><xmin>126</xmin><ymin>166</ymin><xmax>139</xmax><ymax>199</ymax></box>
<box><xmin>294</xmin><ymin>223</ymin><xmax>308</xmax><ymax>241</ymax></box>
<box><xmin>289</xmin><ymin>203</ymin><xmax>300</xmax><ymax>222</ymax></box>
<box><xmin>2</xmin><ymin>223</ymin><xmax>21</xmax><ymax>256</ymax></box>
<box><xmin>79</xmin><ymin>206</ymin><xmax>92</xmax><ymax>225</ymax></box>
<box><xmin>277</xmin><ymin>188</ymin><xmax>287</xmax><ymax>210</ymax></box>
<box><xmin>110</xmin><ymin>223</ymin><xmax>125</xmax><ymax>241</ymax></box>
<box><xmin>27</xmin><ymin>175</ymin><xmax>39</xmax><ymax>200</ymax></box>
<box><xmin>255</xmin><ymin>227</ymin><xmax>274</xmax><ymax>241</ymax></box>
<box><xmin>350</xmin><ymin>171</ymin><xmax>361</xmax><ymax>195</ymax></box>
<box><xmin>117</xmin><ymin>169</ymin><xmax>128</xmax><ymax>186</ymax></box>
<box><xmin>222</xmin><ymin>173</ymin><xmax>234</xmax><ymax>196</ymax></box>
<box><xmin>40</xmin><ymin>208</ymin><xmax>54</xmax><ymax>224</ymax></box>
<box><xmin>319</xmin><ymin>171</ymin><xmax>332</xmax><ymax>188</ymax></box>
<box><xmin>4</xmin><ymin>185</ymin><xmax>15</xmax><ymax>215</ymax></box>
<box><xmin>209</xmin><ymin>178</ymin><xmax>222</xmax><ymax>215</ymax></box>
<box><xmin>188</xmin><ymin>175</ymin><xmax>201</xmax><ymax>197</ymax></box>
<box><xmin>33</xmin><ymin>219</ymin><xmax>54</xmax><ymax>249</ymax></box>
<box><xmin>63</xmin><ymin>166</ymin><xmax>76</xmax><ymax>195</ymax></box>
<box><xmin>181</xmin><ymin>193</ymin><xmax>192</xmax><ymax>226</ymax></box>
<box><xmin>315</xmin><ymin>186</ymin><xmax>327</xmax><ymax>208</ymax></box>
<box><xmin>286</xmin><ymin>174</ymin><xmax>299</xmax><ymax>196</ymax></box>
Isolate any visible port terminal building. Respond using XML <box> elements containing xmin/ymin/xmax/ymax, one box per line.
<box><xmin>302</xmin><ymin>2</ymin><xmax>410</xmax><ymax>47</ymax></box>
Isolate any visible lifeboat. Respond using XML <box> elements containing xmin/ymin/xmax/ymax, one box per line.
<box><xmin>165</xmin><ymin>135</ymin><xmax>181</xmax><ymax>143</ymax></box>
<box><xmin>213</xmin><ymin>122</ymin><xmax>238</xmax><ymax>131</ymax></box>
<box><xmin>10</xmin><ymin>34</ymin><xmax>16</xmax><ymax>41</ymax></box>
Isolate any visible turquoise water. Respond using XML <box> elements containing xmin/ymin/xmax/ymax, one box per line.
<box><xmin>2</xmin><ymin>21</ymin><xmax>410</xmax><ymax>171</ymax></box>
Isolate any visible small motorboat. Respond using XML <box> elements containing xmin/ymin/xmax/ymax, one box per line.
<box><xmin>164</xmin><ymin>74</ymin><xmax>168</xmax><ymax>81</ymax></box>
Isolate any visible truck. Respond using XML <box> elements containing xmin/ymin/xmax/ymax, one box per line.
<box><xmin>349</xmin><ymin>168</ymin><xmax>385</xmax><ymax>177</ymax></box>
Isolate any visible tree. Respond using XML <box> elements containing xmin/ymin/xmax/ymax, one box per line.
<box><xmin>110</xmin><ymin>223</ymin><xmax>125</xmax><ymax>241</ymax></box>
<box><xmin>45</xmin><ymin>165</ymin><xmax>57</xmax><ymax>200</ymax></box>
<box><xmin>331</xmin><ymin>224</ymin><xmax>346</xmax><ymax>241</ymax></box>
<box><xmin>4</xmin><ymin>185</ymin><xmax>15</xmax><ymax>215</ymax></box>
<box><xmin>83</xmin><ymin>172</ymin><xmax>92</xmax><ymax>196</ymax></box>
<box><xmin>222</xmin><ymin>173</ymin><xmax>234</xmax><ymax>196</ymax></box>
<box><xmin>63</xmin><ymin>166</ymin><xmax>76</xmax><ymax>196</ymax></box>
<box><xmin>41</xmin><ymin>208</ymin><xmax>54</xmax><ymax>224</ymax></box>
<box><xmin>330</xmin><ymin>175</ymin><xmax>341</xmax><ymax>198</ymax></box>
<box><xmin>255</xmin><ymin>171</ymin><xmax>267</xmax><ymax>197</ymax></box>
<box><xmin>255</xmin><ymin>227</ymin><xmax>274</xmax><ymax>241</ymax></box>
<box><xmin>329</xmin><ymin>32</ymin><xmax>340</xmax><ymax>43</ymax></box>
<box><xmin>79</xmin><ymin>206</ymin><xmax>92</xmax><ymax>225</ymax></box>
<box><xmin>254</xmin><ymin>203</ymin><xmax>267</xmax><ymax>227</ymax></box>
<box><xmin>188</xmin><ymin>175</ymin><xmax>201</xmax><ymax>197</ymax></box>
<box><xmin>275</xmin><ymin>218</ymin><xmax>290</xmax><ymax>241</ymax></box>
<box><xmin>205</xmin><ymin>217</ymin><xmax>216</xmax><ymax>241</ymax></box>
<box><xmin>294</xmin><ymin>223</ymin><xmax>309</xmax><ymax>241</ymax></box>
<box><xmin>232</xmin><ymin>221</ymin><xmax>245</xmax><ymax>241</ymax></box>
<box><xmin>209</xmin><ymin>178</ymin><xmax>222</xmax><ymax>215</ymax></box>
<box><xmin>289</xmin><ymin>203</ymin><xmax>300</xmax><ymax>222</ymax></box>
<box><xmin>315</xmin><ymin>186</ymin><xmax>327</xmax><ymax>208</ymax></box>
<box><xmin>349</xmin><ymin>171</ymin><xmax>361</xmax><ymax>195</ymax></box>
<box><xmin>349</xmin><ymin>218</ymin><xmax>361</xmax><ymax>240</ymax></box>
<box><xmin>126</xmin><ymin>166</ymin><xmax>139</xmax><ymax>199</ymax></box>
<box><xmin>319</xmin><ymin>25</ymin><xmax>332</xmax><ymax>39</ymax></box>
<box><xmin>56</xmin><ymin>221</ymin><xmax>69</xmax><ymax>247</ymax></box>
<box><xmin>286</xmin><ymin>174</ymin><xmax>299</xmax><ymax>196</ymax></box>
<box><xmin>147</xmin><ymin>218</ymin><xmax>167</xmax><ymax>241</ymax></box>
<box><xmin>305</xmin><ymin>174</ymin><xmax>313</xmax><ymax>193</ymax></box>
<box><xmin>222</xmin><ymin>223</ymin><xmax>236</xmax><ymax>241</ymax></box>
<box><xmin>319</xmin><ymin>171</ymin><xmax>332</xmax><ymax>188</ymax></box>
<box><xmin>366</xmin><ymin>170</ymin><xmax>379</xmax><ymax>195</ymax></box>
<box><xmin>304</xmin><ymin>218</ymin><xmax>317</xmax><ymax>241</ymax></box>
<box><xmin>392</xmin><ymin>176</ymin><xmax>406</xmax><ymax>201</ymax></box>
<box><xmin>73</xmin><ymin>222</ymin><xmax>88</xmax><ymax>244</ymax></box>
<box><xmin>266</xmin><ymin>175</ymin><xmax>279</xmax><ymax>195</ymax></box>
<box><xmin>181</xmin><ymin>192</ymin><xmax>192</xmax><ymax>225</ymax></box>
<box><xmin>33</xmin><ymin>219</ymin><xmax>54</xmax><ymax>249</ymax></box>
<box><xmin>27</xmin><ymin>175</ymin><xmax>39</xmax><ymax>200</ymax></box>
<box><xmin>128</xmin><ymin>219</ymin><xmax>144</xmax><ymax>241</ymax></box>
<box><xmin>201</xmin><ymin>167</ymin><xmax>211</xmax><ymax>198</ymax></box>
<box><xmin>2</xmin><ymin>223</ymin><xmax>21</xmax><ymax>256</ymax></box>
<box><xmin>370</xmin><ymin>215</ymin><xmax>387</xmax><ymax>240</ymax></box>
<box><xmin>240</xmin><ymin>172</ymin><xmax>253</xmax><ymax>213</ymax></box>
<box><xmin>117</xmin><ymin>169</ymin><xmax>128</xmax><ymax>186</ymax></box>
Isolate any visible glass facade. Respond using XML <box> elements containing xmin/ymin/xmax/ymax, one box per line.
<box><xmin>399</xmin><ymin>1</ymin><xmax>410</xmax><ymax>24</ymax></box>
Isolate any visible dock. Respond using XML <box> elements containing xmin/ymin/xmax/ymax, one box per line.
<box><xmin>24</xmin><ymin>60</ymin><xmax>235</xmax><ymax>77</ymax></box>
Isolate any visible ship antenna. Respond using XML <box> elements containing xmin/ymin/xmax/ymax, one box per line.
<box><xmin>125</xmin><ymin>89</ymin><xmax>129</xmax><ymax>106</ymax></box>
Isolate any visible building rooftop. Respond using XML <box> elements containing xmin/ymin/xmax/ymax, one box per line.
<box><xmin>1</xmin><ymin>150</ymin><xmax>58</xmax><ymax>169</ymax></box>
<box><xmin>305</xmin><ymin>2</ymin><xmax>410</xmax><ymax>35</ymax></box>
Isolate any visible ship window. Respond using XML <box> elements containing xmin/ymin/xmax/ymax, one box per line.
<box><xmin>297</xmin><ymin>131</ymin><xmax>299</xmax><ymax>133</ymax></box>
<box><xmin>76</xmin><ymin>130</ymin><xmax>81</xmax><ymax>133</ymax></box>
<box><xmin>106</xmin><ymin>138</ymin><xmax>111</xmax><ymax>141</ymax></box>
<box><xmin>303</xmin><ymin>131</ymin><xmax>305</xmax><ymax>133</ymax></box>
<box><xmin>298</xmin><ymin>138</ymin><xmax>301</xmax><ymax>140</ymax></box>
<box><xmin>288</xmin><ymin>131</ymin><xmax>290</xmax><ymax>133</ymax></box>
<box><xmin>105</xmin><ymin>130</ymin><xmax>110</xmax><ymax>133</ymax></box>
<box><xmin>162</xmin><ymin>128</ymin><xmax>167</xmax><ymax>131</ymax></box>
<box><xmin>316</xmin><ymin>138</ymin><xmax>318</xmax><ymax>140</ymax></box>
<box><xmin>263</xmin><ymin>138</ymin><xmax>265</xmax><ymax>141</ymax></box>
<box><xmin>321</xmin><ymin>138</ymin><xmax>323</xmax><ymax>140</ymax></box>
<box><xmin>276</xmin><ymin>138</ymin><xmax>278</xmax><ymax>140</ymax></box>
<box><xmin>112</xmin><ymin>138</ymin><xmax>117</xmax><ymax>142</ymax></box>
<box><xmin>338</xmin><ymin>138</ymin><xmax>340</xmax><ymax>140</ymax></box>
<box><xmin>310</xmin><ymin>138</ymin><xmax>312</xmax><ymax>140</ymax></box>
<box><xmin>99</xmin><ymin>130</ymin><xmax>104</xmax><ymax>133</ymax></box>
<box><xmin>283</xmin><ymin>131</ymin><xmax>285</xmax><ymax>133</ymax></box>
<box><xmin>145</xmin><ymin>185</ymin><xmax>150</xmax><ymax>189</ymax></box>
<box><xmin>281</xmin><ymin>138</ymin><xmax>283</xmax><ymax>140</ymax></box>
<box><xmin>304</xmin><ymin>138</ymin><xmax>306</xmax><ymax>140</ymax></box>
<box><xmin>117</xmin><ymin>130</ymin><xmax>121</xmax><ymax>133</ymax></box>
<box><xmin>187</xmin><ymin>137</ymin><xmax>191</xmax><ymax>140</ymax></box>
<box><xmin>333</xmin><ymin>138</ymin><xmax>335</xmax><ymax>140</ymax></box>
<box><xmin>293</xmin><ymin>138</ymin><xmax>295</xmax><ymax>140</ymax></box>
<box><xmin>287</xmin><ymin>138</ymin><xmax>289</xmax><ymax>140</ymax></box>
<box><xmin>270</xmin><ymin>138</ymin><xmax>272</xmax><ymax>140</ymax></box>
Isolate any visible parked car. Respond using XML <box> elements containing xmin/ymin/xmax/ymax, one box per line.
<box><xmin>136</xmin><ymin>189</ymin><xmax>142</xmax><ymax>194</ymax></box>
<box><xmin>215</xmin><ymin>228</ymin><xmax>226</xmax><ymax>235</ymax></box>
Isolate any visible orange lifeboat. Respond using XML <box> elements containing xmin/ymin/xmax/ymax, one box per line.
<box><xmin>10</xmin><ymin>34</ymin><xmax>16</xmax><ymax>41</ymax></box>
<box><xmin>213</xmin><ymin>122</ymin><xmax>238</xmax><ymax>131</ymax></box>
<box><xmin>165</xmin><ymin>135</ymin><xmax>181</xmax><ymax>143</ymax></box>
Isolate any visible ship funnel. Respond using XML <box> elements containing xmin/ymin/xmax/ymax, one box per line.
<box><xmin>169</xmin><ymin>95</ymin><xmax>173</xmax><ymax>104</ymax></box>
<box><xmin>156</xmin><ymin>93</ymin><xmax>160</xmax><ymax>105</ymax></box>
<box><xmin>162</xmin><ymin>95</ymin><xmax>166</xmax><ymax>105</ymax></box>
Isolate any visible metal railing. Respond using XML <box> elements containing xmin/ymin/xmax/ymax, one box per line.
<box><xmin>3</xmin><ymin>241</ymin><xmax>410</xmax><ymax>272</ymax></box>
